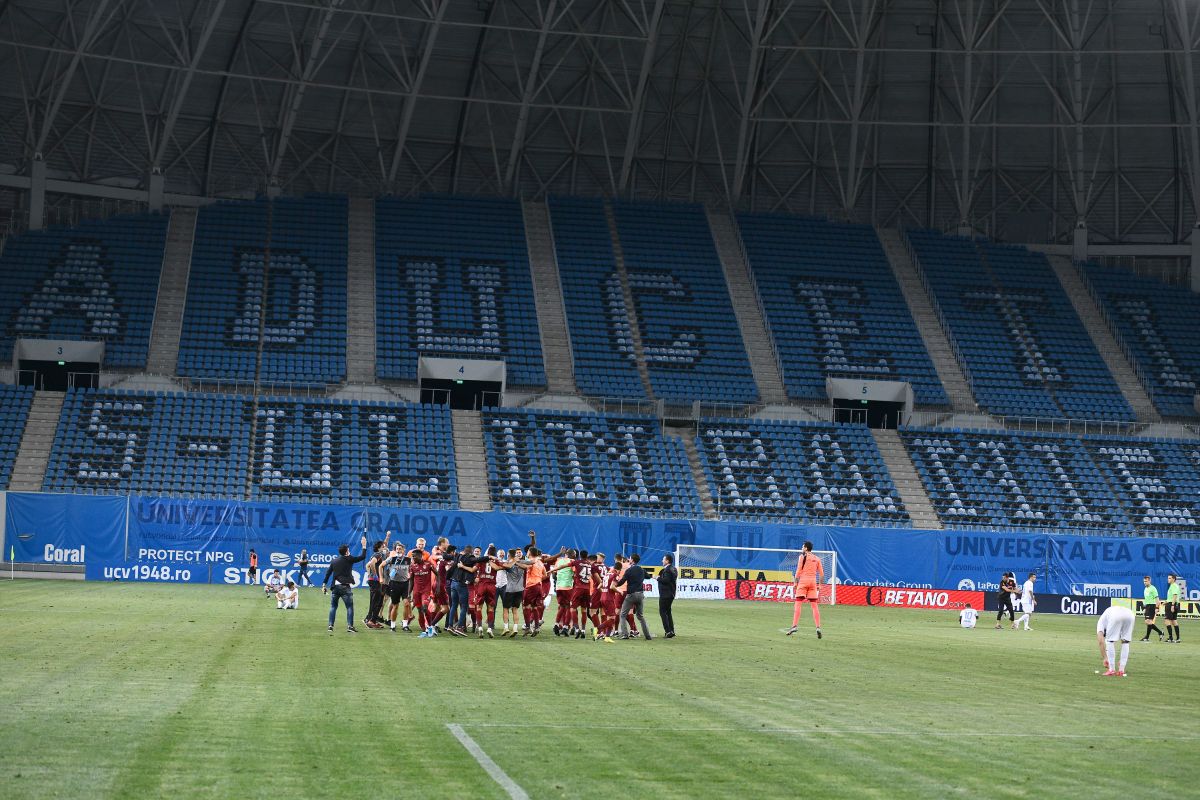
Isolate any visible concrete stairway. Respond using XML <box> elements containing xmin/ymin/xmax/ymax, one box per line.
<box><xmin>451</xmin><ymin>409</ymin><xmax>492</xmax><ymax>511</ymax></box>
<box><xmin>145</xmin><ymin>207</ymin><xmax>197</xmax><ymax>375</ymax></box>
<box><xmin>877</xmin><ymin>228</ymin><xmax>977</xmax><ymax>412</ymax></box>
<box><xmin>1047</xmin><ymin>254</ymin><xmax>1161</xmax><ymax>423</ymax></box>
<box><xmin>522</xmin><ymin>201</ymin><xmax>577</xmax><ymax>394</ymax></box>
<box><xmin>706</xmin><ymin>208</ymin><xmax>788</xmax><ymax>404</ymax></box>
<box><xmin>871</xmin><ymin>428</ymin><xmax>942</xmax><ymax>530</ymax></box>
<box><xmin>667</xmin><ymin>425</ymin><xmax>716</xmax><ymax>520</ymax></box>
<box><xmin>603</xmin><ymin>201</ymin><xmax>654</xmax><ymax>399</ymax></box>
<box><xmin>346</xmin><ymin>197</ymin><xmax>377</xmax><ymax>384</ymax></box>
<box><xmin>8</xmin><ymin>391</ymin><xmax>65</xmax><ymax>492</ymax></box>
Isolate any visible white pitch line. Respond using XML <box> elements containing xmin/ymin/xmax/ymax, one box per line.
<box><xmin>461</xmin><ymin>722</ymin><xmax>1200</xmax><ymax>741</ymax></box>
<box><xmin>446</xmin><ymin>723</ymin><xmax>529</xmax><ymax>800</ymax></box>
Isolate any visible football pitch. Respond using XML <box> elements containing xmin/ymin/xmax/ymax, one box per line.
<box><xmin>1</xmin><ymin>581</ymin><xmax>1195</xmax><ymax>799</ymax></box>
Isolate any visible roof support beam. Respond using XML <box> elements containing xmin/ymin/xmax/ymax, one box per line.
<box><xmin>270</xmin><ymin>0</ymin><xmax>349</xmax><ymax>185</ymax></box>
<box><xmin>729</xmin><ymin>0</ymin><xmax>778</xmax><ymax>203</ymax></box>
<box><xmin>385</xmin><ymin>0</ymin><xmax>449</xmax><ymax>188</ymax></box>
<box><xmin>617</xmin><ymin>0</ymin><xmax>666</xmax><ymax>194</ymax></box>
<box><xmin>503</xmin><ymin>0</ymin><xmax>562</xmax><ymax>192</ymax></box>
<box><xmin>34</xmin><ymin>0</ymin><xmax>120</xmax><ymax>156</ymax></box>
<box><xmin>153</xmin><ymin>0</ymin><xmax>229</xmax><ymax>171</ymax></box>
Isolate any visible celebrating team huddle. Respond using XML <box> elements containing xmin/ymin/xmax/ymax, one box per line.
<box><xmin>334</xmin><ymin>531</ymin><xmax>653</xmax><ymax>642</ymax></box>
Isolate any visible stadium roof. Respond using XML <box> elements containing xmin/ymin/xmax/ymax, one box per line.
<box><xmin>0</xmin><ymin>0</ymin><xmax>1198</xmax><ymax>244</ymax></box>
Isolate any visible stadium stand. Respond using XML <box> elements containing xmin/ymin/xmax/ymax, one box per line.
<box><xmin>375</xmin><ymin>195</ymin><xmax>545</xmax><ymax>388</ymax></box>
<box><xmin>546</xmin><ymin>196</ymin><xmax>647</xmax><ymax>399</ymax></box>
<box><xmin>44</xmin><ymin>388</ymin><xmax>251</xmax><ymax>497</ymax></box>
<box><xmin>902</xmin><ymin>428</ymin><xmax>1199</xmax><ymax>535</ymax></box>
<box><xmin>0</xmin><ymin>213</ymin><xmax>168</xmax><ymax>368</ymax></box>
<box><xmin>1082</xmin><ymin>264</ymin><xmax>1200</xmax><ymax>418</ymax></box>
<box><xmin>248</xmin><ymin>397</ymin><xmax>457</xmax><ymax>506</ymax></box>
<box><xmin>695</xmin><ymin>417</ymin><xmax>910</xmax><ymax>524</ymax></box>
<box><xmin>737</xmin><ymin>213</ymin><xmax>948</xmax><ymax>406</ymax></box>
<box><xmin>42</xmin><ymin>388</ymin><xmax>457</xmax><ymax>506</ymax></box>
<box><xmin>0</xmin><ymin>384</ymin><xmax>34</xmax><ymax>488</ymax></box>
<box><xmin>907</xmin><ymin>230</ymin><xmax>1134</xmax><ymax>421</ymax></box>
<box><xmin>177</xmin><ymin>196</ymin><xmax>347</xmax><ymax>386</ymax></box>
<box><xmin>612</xmin><ymin>201</ymin><xmax>758</xmax><ymax>403</ymax></box>
<box><xmin>480</xmin><ymin>407</ymin><xmax>701</xmax><ymax>517</ymax></box>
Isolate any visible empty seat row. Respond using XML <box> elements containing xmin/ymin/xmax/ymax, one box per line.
<box><xmin>0</xmin><ymin>213</ymin><xmax>168</xmax><ymax>368</ymax></box>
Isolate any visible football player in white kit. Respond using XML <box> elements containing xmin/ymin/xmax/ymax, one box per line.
<box><xmin>959</xmin><ymin>604</ymin><xmax>979</xmax><ymax>629</ymax></box>
<box><xmin>1013</xmin><ymin>572</ymin><xmax>1036</xmax><ymax>630</ymax></box>
<box><xmin>1096</xmin><ymin>605</ymin><xmax>1136</xmax><ymax>677</ymax></box>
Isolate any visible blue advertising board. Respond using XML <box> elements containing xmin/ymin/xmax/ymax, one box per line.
<box><xmin>6</xmin><ymin>492</ymin><xmax>1200</xmax><ymax>599</ymax></box>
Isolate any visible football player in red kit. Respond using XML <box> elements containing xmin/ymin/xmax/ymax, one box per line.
<box><xmin>409</xmin><ymin>549</ymin><xmax>434</xmax><ymax>636</ymax></box>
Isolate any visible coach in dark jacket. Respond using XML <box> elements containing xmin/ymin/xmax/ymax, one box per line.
<box><xmin>657</xmin><ymin>554</ymin><xmax>678</xmax><ymax>638</ymax></box>
<box><xmin>323</xmin><ymin>535</ymin><xmax>368</xmax><ymax>633</ymax></box>
<box><xmin>616</xmin><ymin>553</ymin><xmax>653</xmax><ymax>640</ymax></box>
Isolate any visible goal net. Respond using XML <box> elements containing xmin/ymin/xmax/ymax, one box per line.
<box><xmin>674</xmin><ymin>544</ymin><xmax>837</xmax><ymax>605</ymax></box>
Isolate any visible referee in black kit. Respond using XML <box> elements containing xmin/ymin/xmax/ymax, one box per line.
<box><xmin>323</xmin><ymin>535</ymin><xmax>368</xmax><ymax>633</ymax></box>
<box><xmin>657</xmin><ymin>554</ymin><xmax>678</xmax><ymax>638</ymax></box>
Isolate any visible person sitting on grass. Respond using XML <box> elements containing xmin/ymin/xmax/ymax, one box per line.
<box><xmin>277</xmin><ymin>580</ymin><xmax>299</xmax><ymax>610</ymax></box>
<box><xmin>264</xmin><ymin>569</ymin><xmax>283</xmax><ymax>597</ymax></box>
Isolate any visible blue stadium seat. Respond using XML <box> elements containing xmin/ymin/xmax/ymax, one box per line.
<box><xmin>547</xmin><ymin>197</ymin><xmax>647</xmax><ymax>399</ymax></box>
<box><xmin>613</xmin><ymin>201</ymin><xmax>758</xmax><ymax>404</ymax></box>
<box><xmin>902</xmin><ymin>427</ymin><xmax>1199</xmax><ymax>535</ymax></box>
<box><xmin>177</xmin><ymin>196</ymin><xmax>347</xmax><ymax>386</ymax></box>
<box><xmin>375</xmin><ymin>196</ymin><xmax>545</xmax><ymax>387</ymax></box>
<box><xmin>1082</xmin><ymin>264</ymin><xmax>1199</xmax><ymax>418</ymax></box>
<box><xmin>248</xmin><ymin>397</ymin><xmax>457</xmax><ymax>507</ymax></box>
<box><xmin>44</xmin><ymin>388</ymin><xmax>251</xmax><ymax>497</ymax></box>
<box><xmin>907</xmin><ymin>230</ymin><xmax>1133</xmax><ymax>421</ymax></box>
<box><xmin>43</xmin><ymin>388</ymin><xmax>456</xmax><ymax>507</ymax></box>
<box><xmin>0</xmin><ymin>213</ymin><xmax>168</xmax><ymax>368</ymax></box>
<box><xmin>695</xmin><ymin>418</ymin><xmax>909</xmax><ymax>524</ymax></box>
<box><xmin>480</xmin><ymin>407</ymin><xmax>700</xmax><ymax>517</ymax></box>
<box><xmin>0</xmin><ymin>385</ymin><xmax>34</xmax><ymax>488</ymax></box>
<box><xmin>737</xmin><ymin>213</ymin><xmax>948</xmax><ymax>406</ymax></box>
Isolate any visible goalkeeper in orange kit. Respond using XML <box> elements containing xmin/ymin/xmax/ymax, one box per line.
<box><xmin>786</xmin><ymin>541</ymin><xmax>823</xmax><ymax>639</ymax></box>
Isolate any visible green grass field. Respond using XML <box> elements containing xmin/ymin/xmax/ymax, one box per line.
<box><xmin>1</xmin><ymin>581</ymin><xmax>1195</xmax><ymax>799</ymax></box>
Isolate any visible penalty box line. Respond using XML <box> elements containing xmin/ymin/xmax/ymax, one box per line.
<box><xmin>446</xmin><ymin>723</ymin><xmax>529</xmax><ymax>800</ymax></box>
<box><xmin>462</xmin><ymin>722</ymin><xmax>1200</xmax><ymax>741</ymax></box>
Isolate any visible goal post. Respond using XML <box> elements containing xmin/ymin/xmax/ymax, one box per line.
<box><xmin>674</xmin><ymin>544</ymin><xmax>837</xmax><ymax>605</ymax></box>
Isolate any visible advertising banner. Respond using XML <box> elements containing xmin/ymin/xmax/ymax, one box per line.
<box><xmin>8</xmin><ymin>491</ymin><xmax>1200</xmax><ymax>596</ymax></box>
<box><xmin>6</xmin><ymin>493</ymin><xmax>126</xmax><ymax>565</ymax></box>
<box><xmin>1112</xmin><ymin>598</ymin><xmax>1200</xmax><ymax>620</ymax></box>
<box><xmin>837</xmin><ymin>585</ymin><xmax>983</xmax><ymax>610</ymax></box>
<box><xmin>982</xmin><ymin>592</ymin><xmax>1111</xmax><ymax>616</ymax></box>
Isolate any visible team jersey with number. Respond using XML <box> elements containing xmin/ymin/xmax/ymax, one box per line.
<box><xmin>409</xmin><ymin>559</ymin><xmax>432</xmax><ymax>591</ymax></box>
<box><xmin>959</xmin><ymin>608</ymin><xmax>978</xmax><ymax>628</ymax></box>
<box><xmin>476</xmin><ymin>559</ymin><xmax>498</xmax><ymax>585</ymax></box>
<box><xmin>573</xmin><ymin>560</ymin><xmax>592</xmax><ymax>586</ymax></box>
<box><xmin>601</xmin><ymin>566</ymin><xmax>617</xmax><ymax>592</ymax></box>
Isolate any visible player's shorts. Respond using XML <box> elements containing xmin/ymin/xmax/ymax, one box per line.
<box><xmin>411</xmin><ymin>587</ymin><xmax>432</xmax><ymax>609</ymax></box>
<box><xmin>1144</xmin><ymin>605</ymin><xmax>1158</xmax><ymax>620</ymax></box>
<box><xmin>502</xmin><ymin>590</ymin><xmax>523</xmax><ymax>609</ymax></box>
<box><xmin>387</xmin><ymin>580</ymin><xmax>409</xmax><ymax>603</ymax></box>
<box><xmin>589</xmin><ymin>589</ymin><xmax>604</xmax><ymax>609</ymax></box>
<box><xmin>606</xmin><ymin>593</ymin><xmax>623</xmax><ymax>615</ymax></box>
<box><xmin>797</xmin><ymin>581</ymin><xmax>819</xmax><ymax>601</ymax></box>
<box><xmin>1102</xmin><ymin>614</ymin><xmax>1135</xmax><ymax>642</ymax></box>
<box><xmin>522</xmin><ymin>585</ymin><xmax>543</xmax><ymax>606</ymax></box>
<box><xmin>248</xmin><ymin>567</ymin><xmax>258</xmax><ymax>580</ymax></box>
<box><xmin>1020</xmin><ymin>599</ymin><xmax>1034</xmax><ymax>614</ymax></box>
<box><xmin>1164</xmin><ymin>602</ymin><xmax>1179</xmax><ymax>621</ymax></box>
<box><xmin>570</xmin><ymin>586</ymin><xmax>591</xmax><ymax>609</ymax></box>
<box><xmin>476</xmin><ymin>584</ymin><xmax>498</xmax><ymax>608</ymax></box>
<box><xmin>467</xmin><ymin>583</ymin><xmax>480</xmax><ymax>606</ymax></box>
<box><xmin>556</xmin><ymin>588</ymin><xmax>573</xmax><ymax>609</ymax></box>
<box><xmin>434</xmin><ymin>587</ymin><xmax>449</xmax><ymax>605</ymax></box>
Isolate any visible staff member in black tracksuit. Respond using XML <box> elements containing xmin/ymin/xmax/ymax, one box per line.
<box><xmin>995</xmin><ymin>572</ymin><xmax>1017</xmax><ymax>629</ymax></box>
<box><xmin>657</xmin><ymin>554</ymin><xmax>678</xmax><ymax>638</ymax></box>
<box><xmin>323</xmin><ymin>535</ymin><xmax>368</xmax><ymax>633</ymax></box>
